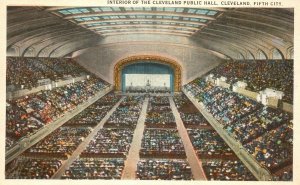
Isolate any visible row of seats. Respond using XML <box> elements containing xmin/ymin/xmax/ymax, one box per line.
<box><xmin>226</xmin><ymin>106</ymin><xmax>292</xmax><ymax>145</ymax></box>
<box><xmin>185</xmin><ymin>79</ymin><xmax>260</xmax><ymax>126</ymax></box>
<box><xmin>173</xmin><ymin>94</ymin><xmax>211</xmax><ymax>128</ymax></box>
<box><xmin>25</xmin><ymin>127</ymin><xmax>92</xmax><ymax>157</ymax></box>
<box><xmin>6</xmin><ymin>157</ymin><xmax>62</xmax><ymax>179</ymax></box>
<box><xmin>145</xmin><ymin>96</ymin><xmax>176</xmax><ymax>128</ymax></box>
<box><xmin>62</xmin><ymin>158</ymin><xmax>124</xmax><ymax>179</ymax></box>
<box><xmin>209</xmin><ymin>60</ymin><xmax>293</xmax><ymax>103</ymax></box>
<box><xmin>140</xmin><ymin>129</ymin><xmax>186</xmax><ymax>158</ymax></box>
<box><xmin>104</xmin><ymin>96</ymin><xmax>144</xmax><ymax>129</ymax></box>
<box><xmin>202</xmin><ymin>160</ymin><xmax>256</xmax><ymax>181</ymax></box>
<box><xmin>188</xmin><ymin>129</ymin><xmax>235</xmax><ymax>159</ymax></box>
<box><xmin>136</xmin><ymin>159</ymin><xmax>193</xmax><ymax>180</ymax></box>
<box><xmin>7</xmin><ymin>57</ymin><xmax>88</xmax><ymax>90</ymax></box>
<box><xmin>65</xmin><ymin>93</ymin><xmax>122</xmax><ymax>127</ymax></box>
<box><xmin>244</xmin><ymin>123</ymin><xmax>293</xmax><ymax>172</ymax></box>
<box><xmin>81</xmin><ymin>128</ymin><xmax>134</xmax><ymax>158</ymax></box>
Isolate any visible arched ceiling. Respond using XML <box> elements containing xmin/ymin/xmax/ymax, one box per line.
<box><xmin>7</xmin><ymin>6</ymin><xmax>293</xmax><ymax>59</ymax></box>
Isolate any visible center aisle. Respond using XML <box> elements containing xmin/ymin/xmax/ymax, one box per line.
<box><xmin>169</xmin><ymin>97</ymin><xmax>207</xmax><ymax>180</ymax></box>
<box><xmin>52</xmin><ymin>97</ymin><xmax>126</xmax><ymax>179</ymax></box>
<box><xmin>121</xmin><ymin>97</ymin><xmax>149</xmax><ymax>179</ymax></box>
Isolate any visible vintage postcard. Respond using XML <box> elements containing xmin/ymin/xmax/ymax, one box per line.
<box><xmin>1</xmin><ymin>0</ymin><xmax>299</xmax><ymax>185</ymax></box>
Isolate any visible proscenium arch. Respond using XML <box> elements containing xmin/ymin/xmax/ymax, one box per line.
<box><xmin>114</xmin><ymin>55</ymin><xmax>182</xmax><ymax>92</ymax></box>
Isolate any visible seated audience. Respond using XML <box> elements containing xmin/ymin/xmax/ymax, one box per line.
<box><xmin>62</xmin><ymin>158</ymin><xmax>124</xmax><ymax>179</ymax></box>
<box><xmin>173</xmin><ymin>94</ymin><xmax>211</xmax><ymax>128</ymax></box>
<box><xmin>25</xmin><ymin>127</ymin><xmax>92</xmax><ymax>158</ymax></box>
<box><xmin>244</xmin><ymin>123</ymin><xmax>293</xmax><ymax>172</ymax></box>
<box><xmin>81</xmin><ymin>128</ymin><xmax>133</xmax><ymax>158</ymax></box>
<box><xmin>105</xmin><ymin>96</ymin><xmax>144</xmax><ymax>129</ymax></box>
<box><xmin>140</xmin><ymin>129</ymin><xmax>185</xmax><ymax>158</ymax></box>
<box><xmin>209</xmin><ymin>60</ymin><xmax>293</xmax><ymax>103</ymax></box>
<box><xmin>6</xmin><ymin>77</ymin><xmax>108</xmax><ymax>149</ymax></box>
<box><xmin>188</xmin><ymin>129</ymin><xmax>235</xmax><ymax>159</ymax></box>
<box><xmin>136</xmin><ymin>159</ymin><xmax>193</xmax><ymax>180</ymax></box>
<box><xmin>202</xmin><ymin>160</ymin><xmax>256</xmax><ymax>181</ymax></box>
<box><xmin>6</xmin><ymin>157</ymin><xmax>62</xmax><ymax>179</ymax></box>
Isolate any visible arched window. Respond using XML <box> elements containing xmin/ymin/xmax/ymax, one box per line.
<box><xmin>7</xmin><ymin>45</ymin><xmax>20</xmax><ymax>56</ymax></box>
<box><xmin>287</xmin><ymin>47</ymin><xmax>294</xmax><ymax>59</ymax></box>
<box><xmin>257</xmin><ymin>49</ymin><xmax>267</xmax><ymax>60</ymax></box>
<box><xmin>23</xmin><ymin>47</ymin><xmax>35</xmax><ymax>57</ymax></box>
<box><xmin>236</xmin><ymin>53</ymin><xmax>244</xmax><ymax>60</ymax></box>
<box><xmin>247</xmin><ymin>51</ymin><xmax>255</xmax><ymax>60</ymax></box>
<box><xmin>271</xmin><ymin>48</ymin><xmax>284</xmax><ymax>60</ymax></box>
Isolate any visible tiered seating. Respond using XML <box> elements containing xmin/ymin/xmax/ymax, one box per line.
<box><xmin>61</xmin><ymin>158</ymin><xmax>124</xmax><ymax>179</ymax></box>
<box><xmin>184</xmin><ymin>75</ymin><xmax>293</xmax><ymax>180</ymax></box>
<box><xmin>225</xmin><ymin>106</ymin><xmax>292</xmax><ymax>145</ymax></box>
<box><xmin>6</xmin><ymin>103</ymin><xmax>44</xmax><ymax>147</ymax></box>
<box><xmin>6</xmin><ymin>157</ymin><xmax>62</xmax><ymax>179</ymax></box>
<box><xmin>201</xmin><ymin>86</ymin><xmax>260</xmax><ymax>126</ymax></box>
<box><xmin>173</xmin><ymin>94</ymin><xmax>211</xmax><ymax>129</ymax></box>
<box><xmin>145</xmin><ymin>96</ymin><xmax>176</xmax><ymax>128</ymax></box>
<box><xmin>104</xmin><ymin>95</ymin><xmax>144</xmax><ymax>129</ymax></box>
<box><xmin>188</xmin><ymin>129</ymin><xmax>235</xmax><ymax>159</ymax></box>
<box><xmin>209</xmin><ymin>60</ymin><xmax>293</xmax><ymax>103</ymax></box>
<box><xmin>65</xmin><ymin>93</ymin><xmax>121</xmax><ymax>127</ymax></box>
<box><xmin>202</xmin><ymin>160</ymin><xmax>256</xmax><ymax>181</ymax></box>
<box><xmin>140</xmin><ymin>129</ymin><xmax>185</xmax><ymax>158</ymax></box>
<box><xmin>136</xmin><ymin>159</ymin><xmax>192</xmax><ymax>180</ymax></box>
<box><xmin>24</xmin><ymin>127</ymin><xmax>92</xmax><ymax>158</ymax></box>
<box><xmin>244</xmin><ymin>123</ymin><xmax>293</xmax><ymax>173</ymax></box>
<box><xmin>81</xmin><ymin>128</ymin><xmax>133</xmax><ymax>158</ymax></box>
<box><xmin>6</xmin><ymin>77</ymin><xmax>108</xmax><ymax>149</ymax></box>
<box><xmin>6</xmin><ymin>57</ymin><xmax>89</xmax><ymax>90</ymax></box>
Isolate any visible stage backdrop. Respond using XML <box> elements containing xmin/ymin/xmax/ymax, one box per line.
<box><xmin>122</xmin><ymin>62</ymin><xmax>174</xmax><ymax>92</ymax></box>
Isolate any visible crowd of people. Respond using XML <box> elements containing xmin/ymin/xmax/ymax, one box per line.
<box><xmin>25</xmin><ymin>127</ymin><xmax>92</xmax><ymax>158</ymax></box>
<box><xmin>65</xmin><ymin>93</ymin><xmax>121</xmax><ymax>127</ymax></box>
<box><xmin>104</xmin><ymin>96</ymin><xmax>144</xmax><ymax>129</ymax></box>
<box><xmin>209</xmin><ymin>60</ymin><xmax>293</xmax><ymax>103</ymax></box>
<box><xmin>6</xmin><ymin>157</ymin><xmax>62</xmax><ymax>179</ymax></box>
<box><xmin>81</xmin><ymin>128</ymin><xmax>134</xmax><ymax>158</ymax></box>
<box><xmin>136</xmin><ymin>159</ymin><xmax>193</xmax><ymax>180</ymax></box>
<box><xmin>173</xmin><ymin>94</ymin><xmax>211</xmax><ymax>129</ymax></box>
<box><xmin>61</xmin><ymin>158</ymin><xmax>125</xmax><ymax>179</ymax></box>
<box><xmin>184</xmin><ymin>76</ymin><xmax>293</xmax><ymax>180</ymax></box>
<box><xmin>244</xmin><ymin>123</ymin><xmax>293</xmax><ymax>173</ymax></box>
<box><xmin>188</xmin><ymin>129</ymin><xmax>235</xmax><ymax>159</ymax></box>
<box><xmin>185</xmin><ymin>79</ymin><xmax>261</xmax><ymax>126</ymax></box>
<box><xmin>202</xmin><ymin>160</ymin><xmax>257</xmax><ymax>181</ymax></box>
<box><xmin>6</xmin><ymin>77</ymin><xmax>108</xmax><ymax>149</ymax></box>
<box><xmin>6</xmin><ymin>92</ymin><xmax>122</xmax><ymax>179</ymax></box>
<box><xmin>145</xmin><ymin>96</ymin><xmax>176</xmax><ymax>128</ymax></box>
<box><xmin>6</xmin><ymin>57</ymin><xmax>89</xmax><ymax>90</ymax></box>
<box><xmin>225</xmin><ymin>106</ymin><xmax>292</xmax><ymax>145</ymax></box>
<box><xmin>140</xmin><ymin>129</ymin><xmax>186</xmax><ymax>158</ymax></box>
